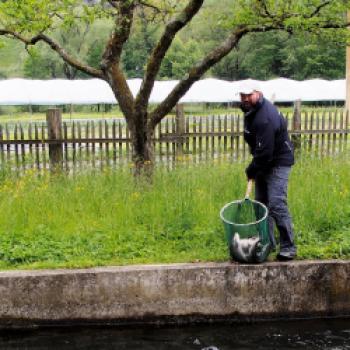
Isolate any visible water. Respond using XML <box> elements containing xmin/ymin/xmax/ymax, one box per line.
<box><xmin>0</xmin><ymin>318</ymin><xmax>349</xmax><ymax>349</ymax></box>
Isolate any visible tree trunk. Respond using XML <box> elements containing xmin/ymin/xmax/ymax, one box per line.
<box><xmin>129</xmin><ymin>112</ymin><xmax>155</xmax><ymax>178</ymax></box>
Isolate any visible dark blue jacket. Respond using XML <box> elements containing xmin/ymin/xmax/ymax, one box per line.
<box><xmin>243</xmin><ymin>97</ymin><xmax>294</xmax><ymax>179</ymax></box>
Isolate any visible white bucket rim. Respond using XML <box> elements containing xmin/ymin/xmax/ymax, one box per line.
<box><xmin>219</xmin><ymin>199</ymin><xmax>268</xmax><ymax>227</ymax></box>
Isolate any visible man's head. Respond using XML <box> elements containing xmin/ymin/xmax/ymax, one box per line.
<box><xmin>236</xmin><ymin>81</ymin><xmax>262</xmax><ymax>111</ymax></box>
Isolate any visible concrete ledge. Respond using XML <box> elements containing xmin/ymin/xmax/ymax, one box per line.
<box><xmin>0</xmin><ymin>260</ymin><xmax>349</xmax><ymax>328</ymax></box>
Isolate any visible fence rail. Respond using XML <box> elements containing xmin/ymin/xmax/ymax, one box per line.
<box><xmin>0</xmin><ymin>107</ymin><xmax>349</xmax><ymax>172</ymax></box>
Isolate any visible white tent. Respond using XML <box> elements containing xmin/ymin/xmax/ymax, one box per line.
<box><xmin>258</xmin><ymin>78</ymin><xmax>301</xmax><ymax>102</ymax></box>
<box><xmin>179</xmin><ymin>78</ymin><xmax>234</xmax><ymax>103</ymax></box>
<box><xmin>0</xmin><ymin>79</ymin><xmax>115</xmax><ymax>105</ymax></box>
<box><xmin>0</xmin><ymin>77</ymin><xmax>346</xmax><ymax>105</ymax></box>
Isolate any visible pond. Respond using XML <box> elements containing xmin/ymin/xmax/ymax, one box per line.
<box><xmin>0</xmin><ymin>318</ymin><xmax>349</xmax><ymax>349</ymax></box>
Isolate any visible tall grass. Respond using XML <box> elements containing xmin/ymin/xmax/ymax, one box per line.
<box><xmin>0</xmin><ymin>155</ymin><xmax>349</xmax><ymax>269</ymax></box>
<box><xmin>290</xmin><ymin>155</ymin><xmax>350</xmax><ymax>259</ymax></box>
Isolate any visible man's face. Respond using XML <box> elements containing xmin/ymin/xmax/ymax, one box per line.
<box><xmin>240</xmin><ymin>91</ymin><xmax>260</xmax><ymax>111</ymax></box>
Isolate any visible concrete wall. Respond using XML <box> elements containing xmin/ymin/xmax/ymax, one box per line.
<box><xmin>0</xmin><ymin>260</ymin><xmax>349</xmax><ymax>328</ymax></box>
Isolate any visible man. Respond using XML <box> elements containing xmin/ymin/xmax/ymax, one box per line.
<box><xmin>238</xmin><ymin>80</ymin><xmax>297</xmax><ymax>261</ymax></box>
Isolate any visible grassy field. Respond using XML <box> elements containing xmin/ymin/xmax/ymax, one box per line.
<box><xmin>0</xmin><ymin>110</ymin><xmax>124</xmax><ymax>123</ymax></box>
<box><xmin>0</xmin><ymin>107</ymin><xmax>238</xmax><ymax>124</ymax></box>
<box><xmin>0</xmin><ymin>105</ymin><xmax>344</xmax><ymax>123</ymax></box>
<box><xmin>0</xmin><ymin>106</ymin><xmax>243</xmax><ymax>123</ymax></box>
<box><xmin>0</xmin><ymin>154</ymin><xmax>349</xmax><ymax>270</ymax></box>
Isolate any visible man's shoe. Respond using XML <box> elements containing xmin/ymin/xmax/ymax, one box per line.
<box><xmin>276</xmin><ymin>251</ymin><xmax>296</xmax><ymax>261</ymax></box>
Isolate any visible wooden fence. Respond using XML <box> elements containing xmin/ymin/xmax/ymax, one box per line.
<box><xmin>0</xmin><ymin>106</ymin><xmax>349</xmax><ymax>172</ymax></box>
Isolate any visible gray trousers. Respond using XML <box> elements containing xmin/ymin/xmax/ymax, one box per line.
<box><xmin>255</xmin><ymin>166</ymin><xmax>296</xmax><ymax>253</ymax></box>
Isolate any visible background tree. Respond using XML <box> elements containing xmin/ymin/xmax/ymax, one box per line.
<box><xmin>158</xmin><ymin>37</ymin><xmax>202</xmax><ymax>79</ymax></box>
<box><xmin>121</xmin><ymin>8</ymin><xmax>158</xmax><ymax>78</ymax></box>
<box><xmin>279</xmin><ymin>33</ymin><xmax>345</xmax><ymax>80</ymax></box>
<box><xmin>0</xmin><ymin>37</ymin><xmax>27</xmax><ymax>77</ymax></box>
<box><xmin>0</xmin><ymin>0</ymin><xmax>349</xmax><ymax>175</ymax></box>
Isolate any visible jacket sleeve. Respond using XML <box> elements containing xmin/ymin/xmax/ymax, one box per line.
<box><xmin>245</xmin><ymin>120</ymin><xmax>275</xmax><ymax>179</ymax></box>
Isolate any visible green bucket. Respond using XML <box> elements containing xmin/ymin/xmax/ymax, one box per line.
<box><xmin>220</xmin><ymin>199</ymin><xmax>271</xmax><ymax>263</ymax></box>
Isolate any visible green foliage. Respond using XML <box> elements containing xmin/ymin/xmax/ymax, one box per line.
<box><xmin>0</xmin><ymin>0</ymin><xmax>349</xmax><ymax>81</ymax></box>
<box><xmin>227</xmin><ymin>0</ymin><xmax>349</xmax><ymax>32</ymax></box>
<box><xmin>0</xmin><ymin>0</ymin><xmax>80</xmax><ymax>33</ymax></box>
<box><xmin>0</xmin><ymin>155</ymin><xmax>349</xmax><ymax>269</ymax></box>
<box><xmin>0</xmin><ymin>0</ymin><xmax>111</xmax><ymax>33</ymax></box>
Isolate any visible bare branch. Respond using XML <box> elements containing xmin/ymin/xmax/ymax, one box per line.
<box><xmin>0</xmin><ymin>29</ymin><xmax>105</xmax><ymax>79</ymax></box>
<box><xmin>310</xmin><ymin>20</ymin><xmax>350</xmax><ymax>30</ymax></box>
<box><xmin>137</xmin><ymin>0</ymin><xmax>161</xmax><ymax>14</ymax></box>
<box><xmin>0</xmin><ymin>29</ymin><xmax>27</xmax><ymax>42</ymax></box>
<box><xmin>135</xmin><ymin>0</ymin><xmax>204</xmax><ymax>112</ymax></box>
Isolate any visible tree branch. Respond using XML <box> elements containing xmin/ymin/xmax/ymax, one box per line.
<box><xmin>307</xmin><ymin>0</ymin><xmax>332</xmax><ymax>18</ymax></box>
<box><xmin>100</xmin><ymin>2</ymin><xmax>135</xmax><ymax>121</ymax></box>
<box><xmin>101</xmin><ymin>2</ymin><xmax>134</xmax><ymax>70</ymax></box>
<box><xmin>148</xmin><ymin>0</ymin><xmax>349</xmax><ymax>131</ymax></box>
<box><xmin>148</xmin><ymin>26</ymin><xmax>252</xmax><ymax>130</ymax></box>
<box><xmin>137</xmin><ymin>0</ymin><xmax>162</xmax><ymax>14</ymax></box>
<box><xmin>0</xmin><ymin>29</ymin><xmax>105</xmax><ymax>79</ymax></box>
<box><xmin>109</xmin><ymin>63</ymin><xmax>135</xmax><ymax>122</ymax></box>
<box><xmin>276</xmin><ymin>0</ymin><xmax>333</xmax><ymax>20</ymax></box>
<box><xmin>149</xmin><ymin>22</ymin><xmax>311</xmax><ymax>129</ymax></box>
<box><xmin>255</xmin><ymin>0</ymin><xmax>333</xmax><ymax>23</ymax></box>
<box><xmin>135</xmin><ymin>0</ymin><xmax>204</xmax><ymax>112</ymax></box>
<box><xmin>255</xmin><ymin>0</ymin><xmax>273</xmax><ymax>18</ymax></box>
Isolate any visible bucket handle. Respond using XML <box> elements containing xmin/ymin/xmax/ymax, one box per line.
<box><xmin>245</xmin><ymin>179</ymin><xmax>254</xmax><ymax>199</ymax></box>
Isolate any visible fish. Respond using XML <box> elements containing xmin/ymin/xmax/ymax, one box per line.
<box><xmin>230</xmin><ymin>232</ymin><xmax>260</xmax><ymax>263</ymax></box>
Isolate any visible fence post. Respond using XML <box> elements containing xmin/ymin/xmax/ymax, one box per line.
<box><xmin>175</xmin><ymin>104</ymin><xmax>185</xmax><ymax>155</ymax></box>
<box><xmin>292</xmin><ymin>100</ymin><xmax>302</xmax><ymax>150</ymax></box>
<box><xmin>46</xmin><ymin>108</ymin><xmax>63</xmax><ymax>171</ymax></box>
